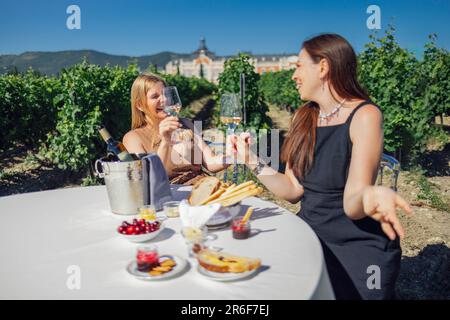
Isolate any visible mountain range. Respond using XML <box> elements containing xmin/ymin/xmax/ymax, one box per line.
<box><xmin>0</xmin><ymin>50</ymin><xmax>192</xmax><ymax>75</ymax></box>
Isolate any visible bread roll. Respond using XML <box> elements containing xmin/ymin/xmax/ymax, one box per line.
<box><xmin>188</xmin><ymin>176</ymin><xmax>221</xmax><ymax>206</ymax></box>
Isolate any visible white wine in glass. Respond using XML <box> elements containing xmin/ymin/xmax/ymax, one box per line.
<box><xmin>220</xmin><ymin>93</ymin><xmax>243</xmax><ymax>183</ymax></box>
<box><xmin>162</xmin><ymin>86</ymin><xmax>183</xmax><ymax>143</ymax></box>
<box><xmin>219</xmin><ymin>116</ymin><xmax>242</xmax><ymax>128</ymax></box>
<box><xmin>220</xmin><ymin>93</ymin><xmax>242</xmax><ymax>133</ymax></box>
<box><xmin>164</xmin><ymin>103</ymin><xmax>182</xmax><ymax>117</ymax></box>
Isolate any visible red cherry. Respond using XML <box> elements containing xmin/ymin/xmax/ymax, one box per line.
<box><xmin>132</xmin><ymin>219</ymin><xmax>138</xmax><ymax>225</ymax></box>
<box><xmin>118</xmin><ymin>226</ymin><xmax>124</xmax><ymax>233</ymax></box>
<box><xmin>126</xmin><ymin>226</ymin><xmax>135</xmax><ymax>235</ymax></box>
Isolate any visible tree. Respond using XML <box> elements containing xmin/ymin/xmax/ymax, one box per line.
<box><xmin>358</xmin><ymin>25</ymin><xmax>438</xmax><ymax>163</ymax></box>
<box><xmin>217</xmin><ymin>53</ymin><xmax>271</xmax><ymax>130</ymax></box>
<box><xmin>421</xmin><ymin>34</ymin><xmax>450</xmax><ymax>124</ymax></box>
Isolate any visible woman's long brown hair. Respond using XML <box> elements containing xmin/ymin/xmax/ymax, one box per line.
<box><xmin>281</xmin><ymin>34</ymin><xmax>370</xmax><ymax>180</ymax></box>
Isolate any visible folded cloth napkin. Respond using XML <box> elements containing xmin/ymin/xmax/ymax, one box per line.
<box><xmin>141</xmin><ymin>153</ymin><xmax>173</xmax><ymax>211</ymax></box>
<box><xmin>179</xmin><ymin>199</ymin><xmax>221</xmax><ymax>228</ymax></box>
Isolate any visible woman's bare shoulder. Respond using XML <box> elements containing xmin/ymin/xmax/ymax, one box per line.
<box><xmin>123</xmin><ymin>129</ymin><xmax>146</xmax><ymax>153</ymax></box>
<box><xmin>352</xmin><ymin>102</ymin><xmax>382</xmax><ymax>124</ymax></box>
<box><xmin>123</xmin><ymin>129</ymin><xmax>141</xmax><ymax>142</ymax></box>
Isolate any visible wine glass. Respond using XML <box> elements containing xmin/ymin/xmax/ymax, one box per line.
<box><xmin>220</xmin><ymin>93</ymin><xmax>242</xmax><ymax>132</ymax></box>
<box><xmin>162</xmin><ymin>86</ymin><xmax>183</xmax><ymax>143</ymax></box>
<box><xmin>220</xmin><ymin>93</ymin><xmax>243</xmax><ymax>183</ymax></box>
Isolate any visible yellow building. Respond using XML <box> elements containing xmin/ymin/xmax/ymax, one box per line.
<box><xmin>165</xmin><ymin>38</ymin><xmax>297</xmax><ymax>83</ymax></box>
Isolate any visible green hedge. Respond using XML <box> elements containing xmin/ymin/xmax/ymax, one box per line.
<box><xmin>358</xmin><ymin>27</ymin><xmax>448</xmax><ymax>161</ymax></box>
<box><xmin>0</xmin><ymin>71</ymin><xmax>60</xmax><ymax>149</ymax></box>
<box><xmin>40</xmin><ymin>62</ymin><xmax>138</xmax><ymax>170</ymax></box>
<box><xmin>259</xmin><ymin>69</ymin><xmax>301</xmax><ymax>111</ymax></box>
<box><xmin>165</xmin><ymin>74</ymin><xmax>216</xmax><ymax>107</ymax></box>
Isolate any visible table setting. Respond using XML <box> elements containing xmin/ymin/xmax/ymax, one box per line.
<box><xmin>0</xmin><ymin>179</ymin><xmax>334</xmax><ymax>299</ymax></box>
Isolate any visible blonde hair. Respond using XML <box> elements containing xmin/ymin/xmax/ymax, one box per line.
<box><xmin>130</xmin><ymin>73</ymin><xmax>166</xmax><ymax>148</ymax></box>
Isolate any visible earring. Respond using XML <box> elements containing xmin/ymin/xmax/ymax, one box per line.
<box><xmin>321</xmin><ymin>80</ymin><xmax>325</xmax><ymax>92</ymax></box>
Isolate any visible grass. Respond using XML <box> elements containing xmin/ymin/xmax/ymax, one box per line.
<box><xmin>406</xmin><ymin>169</ymin><xmax>450</xmax><ymax>212</ymax></box>
<box><xmin>0</xmin><ymin>169</ymin><xmax>9</xmax><ymax>180</ymax></box>
<box><xmin>416</xmin><ymin>175</ymin><xmax>450</xmax><ymax>212</ymax></box>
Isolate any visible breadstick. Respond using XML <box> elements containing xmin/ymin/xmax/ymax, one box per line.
<box><xmin>200</xmin><ymin>187</ymin><xmax>226</xmax><ymax>205</ymax></box>
<box><xmin>216</xmin><ymin>187</ymin><xmax>263</xmax><ymax>207</ymax></box>
<box><xmin>221</xmin><ymin>184</ymin><xmax>236</xmax><ymax>196</ymax></box>
<box><xmin>221</xmin><ymin>181</ymin><xmax>254</xmax><ymax>198</ymax></box>
<box><xmin>241</xmin><ymin>207</ymin><xmax>254</xmax><ymax>224</ymax></box>
<box><xmin>221</xmin><ymin>184</ymin><xmax>257</xmax><ymax>199</ymax></box>
<box><xmin>209</xmin><ymin>185</ymin><xmax>257</xmax><ymax>204</ymax></box>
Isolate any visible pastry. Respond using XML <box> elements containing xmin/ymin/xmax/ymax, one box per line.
<box><xmin>197</xmin><ymin>249</ymin><xmax>261</xmax><ymax>273</ymax></box>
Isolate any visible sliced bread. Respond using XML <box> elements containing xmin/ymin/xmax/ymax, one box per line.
<box><xmin>188</xmin><ymin>176</ymin><xmax>221</xmax><ymax>206</ymax></box>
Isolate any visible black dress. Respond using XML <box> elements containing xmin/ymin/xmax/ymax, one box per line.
<box><xmin>297</xmin><ymin>100</ymin><xmax>401</xmax><ymax>300</ymax></box>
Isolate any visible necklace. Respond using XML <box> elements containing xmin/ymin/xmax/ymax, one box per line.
<box><xmin>319</xmin><ymin>99</ymin><xmax>346</xmax><ymax>124</ymax></box>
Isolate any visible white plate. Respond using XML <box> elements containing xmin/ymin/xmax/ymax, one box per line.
<box><xmin>119</xmin><ymin>221</ymin><xmax>165</xmax><ymax>242</ymax></box>
<box><xmin>206</xmin><ymin>203</ymin><xmax>241</xmax><ymax>227</ymax></box>
<box><xmin>196</xmin><ymin>264</ymin><xmax>259</xmax><ymax>282</ymax></box>
<box><xmin>126</xmin><ymin>255</ymin><xmax>188</xmax><ymax>281</ymax></box>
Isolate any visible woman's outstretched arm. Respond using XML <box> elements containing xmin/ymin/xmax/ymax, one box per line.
<box><xmin>250</xmin><ymin>161</ymin><xmax>304</xmax><ymax>204</ymax></box>
<box><xmin>343</xmin><ymin>104</ymin><xmax>412</xmax><ymax>240</ymax></box>
<box><xmin>235</xmin><ymin>132</ymin><xmax>304</xmax><ymax>203</ymax></box>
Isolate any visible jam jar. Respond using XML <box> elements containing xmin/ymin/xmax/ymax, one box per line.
<box><xmin>231</xmin><ymin>218</ymin><xmax>251</xmax><ymax>240</ymax></box>
<box><xmin>136</xmin><ymin>245</ymin><xmax>159</xmax><ymax>272</ymax></box>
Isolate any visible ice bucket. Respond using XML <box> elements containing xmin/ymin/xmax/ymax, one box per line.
<box><xmin>94</xmin><ymin>157</ymin><xmax>144</xmax><ymax>215</ymax></box>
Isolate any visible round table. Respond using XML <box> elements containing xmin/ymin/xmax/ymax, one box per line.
<box><xmin>0</xmin><ymin>185</ymin><xmax>334</xmax><ymax>299</ymax></box>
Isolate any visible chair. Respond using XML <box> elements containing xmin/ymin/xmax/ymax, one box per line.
<box><xmin>377</xmin><ymin>154</ymin><xmax>400</xmax><ymax>191</ymax></box>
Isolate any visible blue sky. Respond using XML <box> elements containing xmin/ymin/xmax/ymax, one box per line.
<box><xmin>0</xmin><ymin>0</ymin><xmax>449</xmax><ymax>56</ymax></box>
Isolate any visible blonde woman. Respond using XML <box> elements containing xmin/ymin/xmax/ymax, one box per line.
<box><xmin>123</xmin><ymin>73</ymin><xmax>231</xmax><ymax>185</ymax></box>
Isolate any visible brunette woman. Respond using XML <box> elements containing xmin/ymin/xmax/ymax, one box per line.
<box><xmin>234</xmin><ymin>34</ymin><xmax>412</xmax><ymax>299</ymax></box>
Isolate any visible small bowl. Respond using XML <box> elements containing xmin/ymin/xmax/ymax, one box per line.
<box><xmin>206</xmin><ymin>202</ymin><xmax>242</xmax><ymax>227</ymax></box>
<box><xmin>118</xmin><ymin>221</ymin><xmax>165</xmax><ymax>243</ymax></box>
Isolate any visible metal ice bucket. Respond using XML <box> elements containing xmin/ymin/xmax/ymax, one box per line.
<box><xmin>94</xmin><ymin>157</ymin><xmax>144</xmax><ymax>215</ymax></box>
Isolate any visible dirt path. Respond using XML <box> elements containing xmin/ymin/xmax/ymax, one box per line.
<box><xmin>193</xmin><ymin>96</ymin><xmax>216</xmax><ymax>129</ymax></box>
<box><xmin>0</xmin><ymin>145</ymin><xmax>84</xmax><ymax>196</ymax></box>
<box><xmin>266</xmin><ymin>103</ymin><xmax>291</xmax><ymax>134</ymax></box>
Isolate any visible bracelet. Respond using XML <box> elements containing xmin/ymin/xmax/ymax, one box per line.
<box><xmin>251</xmin><ymin>158</ymin><xmax>268</xmax><ymax>176</ymax></box>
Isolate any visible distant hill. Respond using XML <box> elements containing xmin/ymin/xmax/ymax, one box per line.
<box><xmin>0</xmin><ymin>50</ymin><xmax>192</xmax><ymax>75</ymax></box>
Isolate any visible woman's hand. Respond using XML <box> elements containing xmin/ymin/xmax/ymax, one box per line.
<box><xmin>234</xmin><ymin>132</ymin><xmax>255</xmax><ymax>166</ymax></box>
<box><xmin>159</xmin><ymin>116</ymin><xmax>181</xmax><ymax>144</ymax></box>
<box><xmin>223</xmin><ymin>134</ymin><xmax>238</xmax><ymax>165</ymax></box>
<box><xmin>362</xmin><ymin>186</ymin><xmax>413</xmax><ymax>240</ymax></box>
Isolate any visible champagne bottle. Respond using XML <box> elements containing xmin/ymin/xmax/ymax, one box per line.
<box><xmin>98</xmin><ymin>125</ymin><xmax>135</xmax><ymax>162</ymax></box>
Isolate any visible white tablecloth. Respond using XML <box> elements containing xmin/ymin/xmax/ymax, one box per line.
<box><xmin>0</xmin><ymin>185</ymin><xmax>334</xmax><ymax>299</ymax></box>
